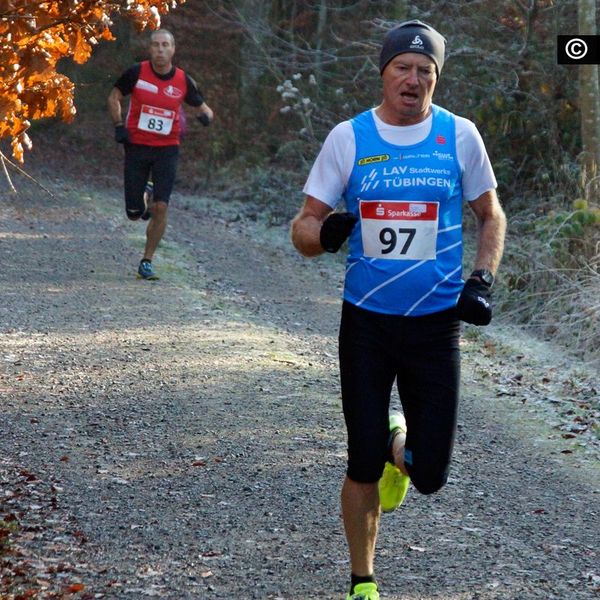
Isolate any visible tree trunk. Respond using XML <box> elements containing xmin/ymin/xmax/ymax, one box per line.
<box><xmin>236</xmin><ymin>0</ymin><xmax>271</xmax><ymax>128</ymax></box>
<box><xmin>578</xmin><ymin>0</ymin><xmax>600</xmax><ymax>181</ymax></box>
<box><xmin>314</xmin><ymin>0</ymin><xmax>328</xmax><ymax>84</ymax></box>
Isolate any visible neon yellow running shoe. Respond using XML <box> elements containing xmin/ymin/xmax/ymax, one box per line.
<box><xmin>378</xmin><ymin>413</ymin><xmax>410</xmax><ymax>513</ymax></box>
<box><xmin>346</xmin><ymin>581</ymin><xmax>380</xmax><ymax>599</ymax></box>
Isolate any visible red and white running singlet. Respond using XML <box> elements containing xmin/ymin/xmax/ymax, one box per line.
<box><xmin>126</xmin><ymin>61</ymin><xmax>187</xmax><ymax>146</ymax></box>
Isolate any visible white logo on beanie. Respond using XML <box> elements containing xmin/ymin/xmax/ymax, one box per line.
<box><xmin>411</xmin><ymin>35</ymin><xmax>424</xmax><ymax>47</ymax></box>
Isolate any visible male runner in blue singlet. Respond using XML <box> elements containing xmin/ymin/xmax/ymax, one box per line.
<box><xmin>291</xmin><ymin>20</ymin><xmax>506</xmax><ymax>600</ymax></box>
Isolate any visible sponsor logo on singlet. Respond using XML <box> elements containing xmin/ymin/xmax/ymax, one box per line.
<box><xmin>359</xmin><ymin>163</ymin><xmax>453</xmax><ymax>193</ymax></box>
<box><xmin>164</xmin><ymin>85</ymin><xmax>183</xmax><ymax>99</ymax></box>
<box><xmin>135</xmin><ymin>79</ymin><xmax>158</xmax><ymax>94</ymax></box>
<box><xmin>432</xmin><ymin>150</ymin><xmax>453</xmax><ymax>161</ymax></box>
<box><xmin>357</xmin><ymin>154</ymin><xmax>390</xmax><ymax>166</ymax></box>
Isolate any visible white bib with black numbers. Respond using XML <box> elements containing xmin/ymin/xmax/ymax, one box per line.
<box><xmin>360</xmin><ymin>200</ymin><xmax>439</xmax><ymax>261</ymax></box>
<box><xmin>137</xmin><ymin>104</ymin><xmax>175</xmax><ymax>135</ymax></box>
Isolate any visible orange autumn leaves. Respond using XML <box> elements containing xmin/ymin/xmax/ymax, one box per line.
<box><xmin>0</xmin><ymin>1</ymin><xmax>185</xmax><ymax>161</ymax></box>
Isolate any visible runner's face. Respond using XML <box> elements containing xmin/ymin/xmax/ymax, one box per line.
<box><xmin>150</xmin><ymin>33</ymin><xmax>175</xmax><ymax>72</ymax></box>
<box><xmin>380</xmin><ymin>53</ymin><xmax>437</xmax><ymax>125</ymax></box>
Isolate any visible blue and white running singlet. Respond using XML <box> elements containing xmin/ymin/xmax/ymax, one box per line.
<box><xmin>342</xmin><ymin>105</ymin><xmax>464</xmax><ymax>316</ymax></box>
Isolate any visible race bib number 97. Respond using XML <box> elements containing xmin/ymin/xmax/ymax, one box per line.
<box><xmin>360</xmin><ymin>200</ymin><xmax>439</xmax><ymax>260</ymax></box>
<box><xmin>138</xmin><ymin>104</ymin><xmax>175</xmax><ymax>135</ymax></box>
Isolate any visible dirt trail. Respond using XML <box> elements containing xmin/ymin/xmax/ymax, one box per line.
<box><xmin>1</xmin><ymin>181</ymin><xmax>599</xmax><ymax>600</ymax></box>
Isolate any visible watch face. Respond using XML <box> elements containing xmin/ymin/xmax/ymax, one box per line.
<box><xmin>473</xmin><ymin>269</ymin><xmax>494</xmax><ymax>286</ymax></box>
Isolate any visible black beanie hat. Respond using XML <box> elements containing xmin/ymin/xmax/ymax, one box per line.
<box><xmin>379</xmin><ymin>20</ymin><xmax>446</xmax><ymax>76</ymax></box>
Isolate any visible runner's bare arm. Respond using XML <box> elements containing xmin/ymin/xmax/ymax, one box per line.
<box><xmin>291</xmin><ymin>195</ymin><xmax>334</xmax><ymax>257</ymax></box>
<box><xmin>107</xmin><ymin>87</ymin><xmax>125</xmax><ymax>125</ymax></box>
<box><xmin>468</xmin><ymin>189</ymin><xmax>506</xmax><ymax>275</ymax></box>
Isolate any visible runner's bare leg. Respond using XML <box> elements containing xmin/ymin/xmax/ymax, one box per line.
<box><xmin>143</xmin><ymin>201</ymin><xmax>168</xmax><ymax>261</ymax></box>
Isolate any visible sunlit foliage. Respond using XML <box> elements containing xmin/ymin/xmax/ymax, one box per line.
<box><xmin>0</xmin><ymin>0</ymin><xmax>184</xmax><ymax>161</ymax></box>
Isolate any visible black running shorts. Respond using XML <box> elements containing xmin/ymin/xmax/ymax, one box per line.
<box><xmin>123</xmin><ymin>144</ymin><xmax>179</xmax><ymax>218</ymax></box>
<box><xmin>339</xmin><ymin>301</ymin><xmax>461</xmax><ymax>493</ymax></box>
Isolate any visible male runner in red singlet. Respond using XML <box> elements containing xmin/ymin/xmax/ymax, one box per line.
<box><xmin>108</xmin><ymin>29</ymin><xmax>213</xmax><ymax>280</ymax></box>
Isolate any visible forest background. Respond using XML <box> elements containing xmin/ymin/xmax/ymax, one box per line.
<box><xmin>1</xmin><ymin>0</ymin><xmax>599</xmax><ymax>366</ymax></box>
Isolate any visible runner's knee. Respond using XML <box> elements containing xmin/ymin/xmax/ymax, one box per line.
<box><xmin>150</xmin><ymin>200</ymin><xmax>168</xmax><ymax>216</ymax></box>
<box><xmin>408</xmin><ymin>464</ymin><xmax>450</xmax><ymax>495</ymax></box>
<box><xmin>346</xmin><ymin>442</ymin><xmax>388</xmax><ymax>483</ymax></box>
<box><xmin>126</xmin><ymin>208</ymin><xmax>144</xmax><ymax>220</ymax></box>
<box><xmin>346</xmin><ymin>463</ymin><xmax>385</xmax><ymax>484</ymax></box>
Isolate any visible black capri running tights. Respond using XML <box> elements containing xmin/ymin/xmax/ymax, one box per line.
<box><xmin>339</xmin><ymin>301</ymin><xmax>461</xmax><ymax>494</ymax></box>
<box><xmin>123</xmin><ymin>144</ymin><xmax>179</xmax><ymax>219</ymax></box>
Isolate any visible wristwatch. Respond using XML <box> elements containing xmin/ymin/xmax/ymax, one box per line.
<box><xmin>470</xmin><ymin>269</ymin><xmax>494</xmax><ymax>288</ymax></box>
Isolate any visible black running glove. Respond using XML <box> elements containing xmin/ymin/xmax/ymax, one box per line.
<box><xmin>197</xmin><ymin>113</ymin><xmax>210</xmax><ymax>127</ymax></box>
<box><xmin>114</xmin><ymin>124</ymin><xmax>129</xmax><ymax>144</ymax></box>
<box><xmin>456</xmin><ymin>278</ymin><xmax>493</xmax><ymax>326</ymax></box>
<box><xmin>320</xmin><ymin>212</ymin><xmax>358</xmax><ymax>253</ymax></box>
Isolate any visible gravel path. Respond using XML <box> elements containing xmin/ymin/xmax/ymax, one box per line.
<box><xmin>1</xmin><ymin>180</ymin><xmax>598</xmax><ymax>599</ymax></box>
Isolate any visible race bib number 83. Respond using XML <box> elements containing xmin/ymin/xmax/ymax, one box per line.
<box><xmin>138</xmin><ymin>104</ymin><xmax>175</xmax><ymax>135</ymax></box>
<box><xmin>360</xmin><ymin>200</ymin><xmax>439</xmax><ymax>260</ymax></box>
